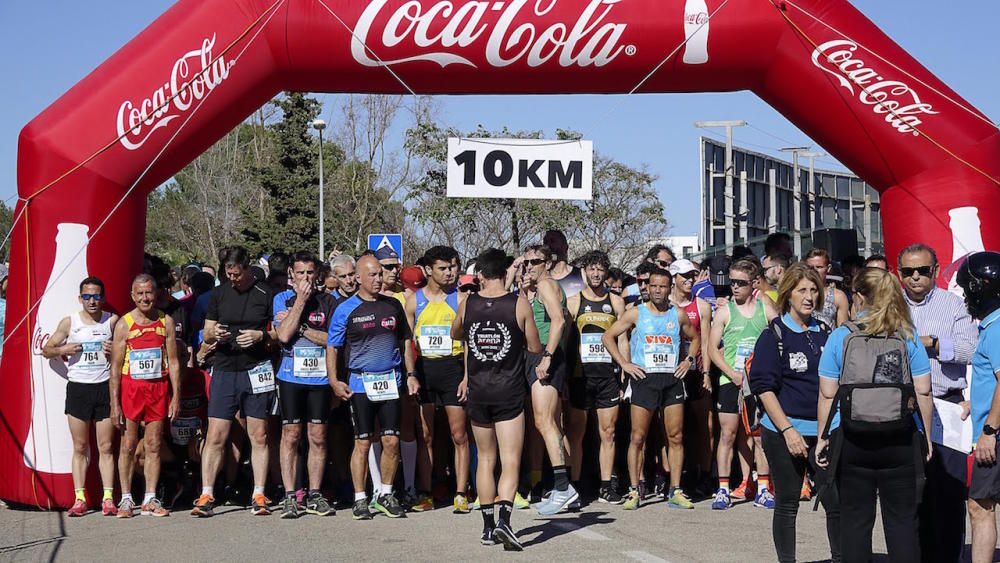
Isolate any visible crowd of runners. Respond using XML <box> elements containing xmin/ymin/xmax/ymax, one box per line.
<box><xmin>40</xmin><ymin>228</ymin><xmax>1000</xmax><ymax>562</ymax></box>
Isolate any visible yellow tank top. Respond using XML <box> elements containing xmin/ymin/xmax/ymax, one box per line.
<box><xmin>414</xmin><ymin>289</ymin><xmax>463</xmax><ymax>357</ymax></box>
<box><xmin>121</xmin><ymin>311</ymin><xmax>168</xmax><ymax>379</ymax></box>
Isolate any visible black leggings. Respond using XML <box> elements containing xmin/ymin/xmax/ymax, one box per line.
<box><xmin>837</xmin><ymin>429</ymin><xmax>923</xmax><ymax>563</ymax></box>
<box><xmin>762</xmin><ymin>428</ymin><xmax>841</xmax><ymax>563</ymax></box>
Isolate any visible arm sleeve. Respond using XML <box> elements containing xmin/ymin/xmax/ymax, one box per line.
<box><xmin>945</xmin><ymin>304</ymin><xmax>979</xmax><ymax>365</ymax></box>
<box><xmin>749</xmin><ymin>329</ymin><xmax>781</xmax><ymax>395</ymax></box>
<box><xmin>205</xmin><ymin>289</ymin><xmax>220</xmax><ymax>322</ymax></box>
<box><xmin>818</xmin><ymin>327</ymin><xmax>847</xmax><ymax>380</ymax></box>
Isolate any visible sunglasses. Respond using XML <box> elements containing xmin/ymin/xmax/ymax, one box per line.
<box><xmin>524</xmin><ymin>258</ymin><xmax>546</xmax><ymax>266</ymax></box>
<box><xmin>676</xmin><ymin>272</ymin><xmax>698</xmax><ymax>280</ymax></box>
<box><xmin>900</xmin><ymin>266</ymin><xmax>933</xmax><ymax>278</ymax></box>
<box><xmin>654</xmin><ymin>259</ymin><xmax>672</xmax><ymax>269</ymax></box>
<box><xmin>637</xmin><ymin>278</ymin><xmax>651</xmax><ymax>286</ymax></box>
<box><xmin>730</xmin><ymin>279</ymin><xmax>752</xmax><ymax>288</ymax></box>
<box><xmin>81</xmin><ymin>294</ymin><xmax>104</xmax><ymax>301</ymax></box>
<box><xmin>382</xmin><ymin>263</ymin><xmax>401</xmax><ymax>271</ymax></box>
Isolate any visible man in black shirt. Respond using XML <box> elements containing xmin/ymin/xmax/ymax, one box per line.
<box><xmin>453</xmin><ymin>249</ymin><xmax>542</xmax><ymax>551</ymax></box>
<box><xmin>192</xmin><ymin>246</ymin><xmax>275</xmax><ymax>518</ymax></box>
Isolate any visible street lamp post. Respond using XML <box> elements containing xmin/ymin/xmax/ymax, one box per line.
<box><xmin>311</xmin><ymin>119</ymin><xmax>327</xmax><ymax>261</ymax></box>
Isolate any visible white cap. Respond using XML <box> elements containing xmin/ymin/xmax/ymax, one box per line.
<box><xmin>668</xmin><ymin>259</ymin><xmax>698</xmax><ymax>276</ymax></box>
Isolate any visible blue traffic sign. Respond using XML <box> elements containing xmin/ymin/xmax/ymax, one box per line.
<box><xmin>368</xmin><ymin>233</ymin><xmax>403</xmax><ymax>261</ymax></box>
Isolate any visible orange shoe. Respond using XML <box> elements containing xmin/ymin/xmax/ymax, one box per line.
<box><xmin>730</xmin><ymin>480</ymin><xmax>754</xmax><ymax>501</ymax></box>
<box><xmin>800</xmin><ymin>480</ymin><xmax>812</xmax><ymax>501</ymax></box>
<box><xmin>141</xmin><ymin>497</ymin><xmax>170</xmax><ymax>517</ymax></box>
<box><xmin>190</xmin><ymin>494</ymin><xmax>215</xmax><ymax>518</ymax></box>
<box><xmin>250</xmin><ymin>493</ymin><xmax>271</xmax><ymax>516</ymax></box>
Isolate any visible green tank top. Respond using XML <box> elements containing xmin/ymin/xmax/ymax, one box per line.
<box><xmin>530</xmin><ymin>287</ymin><xmax>567</xmax><ymax>349</ymax></box>
<box><xmin>720</xmin><ymin>299</ymin><xmax>767</xmax><ymax>385</ymax></box>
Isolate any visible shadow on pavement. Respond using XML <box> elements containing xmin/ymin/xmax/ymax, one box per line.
<box><xmin>517</xmin><ymin>510</ymin><xmax>615</xmax><ymax>547</ymax></box>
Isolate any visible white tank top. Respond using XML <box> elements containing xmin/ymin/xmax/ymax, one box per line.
<box><xmin>66</xmin><ymin>311</ymin><xmax>114</xmax><ymax>383</ymax></box>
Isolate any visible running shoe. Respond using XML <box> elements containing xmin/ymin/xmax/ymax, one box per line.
<box><xmin>399</xmin><ymin>488</ymin><xmax>419</xmax><ymax>509</ymax></box>
<box><xmin>667</xmin><ymin>488</ymin><xmax>694</xmax><ymax>510</ymax></box>
<box><xmin>653</xmin><ymin>473</ymin><xmax>668</xmax><ymax>499</ymax></box>
<box><xmin>250</xmin><ymin>493</ymin><xmax>271</xmax><ymax>516</ymax></box>
<box><xmin>730</xmin><ymin>480</ymin><xmax>753</xmax><ymax>501</ymax></box>
<box><xmin>754</xmin><ymin>488</ymin><xmax>776</xmax><ymax>509</ymax></box>
<box><xmin>480</xmin><ymin>527</ymin><xmax>497</xmax><ymax>546</ymax></box>
<box><xmin>529</xmin><ymin>490</ymin><xmax>552</xmax><ymax>511</ymax></box>
<box><xmin>622</xmin><ymin>488</ymin><xmax>640</xmax><ymax>511</ymax></box>
<box><xmin>598</xmin><ymin>485</ymin><xmax>624</xmax><ymax>504</ymax></box>
<box><xmin>411</xmin><ymin>492</ymin><xmax>435</xmax><ymax>512</ymax></box>
<box><xmin>471</xmin><ymin>496</ymin><xmax>481</xmax><ymax>510</ymax></box>
<box><xmin>280</xmin><ymin>495</ymin><xmax>300</xmax><ymax>519</ymax></box>
<box><xmin>67</xmin><ymin>499</ymin><xmax>86</xmax><ymax>517</ymax></box>
<box><xmin>140</xmin><ymin>497</ymin><xmax>170</xmax><ymax>517</ymax></box>
<box><xmin>513</xmin><ymin>491</ymin><xmax>531</xmax><ymax>510</ymax></box>
<box><xmin>492</xmin><ymin>520</ymin><xmax>523</xmax><ymax>552</ymax></box>
<box><xmin>536</xmin><ymin>484</ymin><xmax>579</xmax><ymax>516</ymax></box>
<box><xmin>372</xmin><ymin>494</ymin><xmax>406</xmax><ymax>518</ymax></box>
<box><xmin>352</xmin><ymin>499</ymin><xmax>373</xmax><ymax>520</ymax></box>
<box><xmin>101</xmin><ymin>498</ymin><xmax>117</xmax><ymax>516</ymax></box>
<box><xmin>190</xmin><ymin>494</ymin><xmax>215</xmax><ymax>518</ymax></box>
<box><xmin>116</xmin><ymin>498</ymin><xmax>136</xmax><ymax>519</ymax></box>
<box><xmin>305</xmin><ymin>492</ymin><xmax>334</xmax><ymax>516</ymax></box>
<box><xmin>800</xmin><ymin>479</ymin><xmax>812</xmax><ymax>501</ymax></box>
<box><xmin>453</xmin><ymin>493</ymin><xmax>470</xmax><ymax>514</ymax></box>
<box><xmin>711</xmin><ymin>488</ymin><xmax>732</xmax><ymax>510</ymax></box>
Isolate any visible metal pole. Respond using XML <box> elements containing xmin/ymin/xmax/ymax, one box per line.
<box><xmin>739</xmin><ymin>170</ymin><xmax>748</xmax><ymax>242</ymax></box>
<box><xmin>694</xmin><ymin>121</ymin><xmax>745</xmax><ymax>251</ymax></box>
<box><xmin>863</xmin><ymin>194</ymin><xmax>872</xmax><ymax>257</ymax></box>
<box><xmin>768</xmin><ymin>168</ymin><xmax>777</xmax><ymax>233</ymax></box>
<box><xmin>318</xmin><ymin>127</ymin><xmax>325</xmax><ymax>261</ymax></box>
<box><xmin>780</xmin><ymin>146</ymin><xmax>809</xmax><ymax>258</ymax></box>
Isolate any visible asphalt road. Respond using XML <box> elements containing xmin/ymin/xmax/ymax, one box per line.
<box><xmin>1</xmin><ymin>494</ymin><xmax>875</xmax><ymax>563</ymax></box>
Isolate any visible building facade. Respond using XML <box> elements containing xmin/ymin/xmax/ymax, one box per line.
<box><xmin>699</xmin><ymin>137</ymin><xmax>883</xmax><ymax>259</ymax></box>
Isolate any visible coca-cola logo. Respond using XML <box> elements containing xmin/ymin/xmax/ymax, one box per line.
<box><xmin>685</xmin><ymin>12</ymin><xmax>709</xmax><ymax>25</ymax></box>
<box><xmin>116</xmin><ymin>35</ymin><xmax>235</xmax><ymax>151</ymax></box>
<box><xmin>811</xmin><ymin>39</ymin><xmax>938</xmax><ymax>136</ymax></box>
<box><xmin>31</xmin><ymin>327</ymin><xmax>50</xmax><ymax>355</ymax></box>
<box><xmin>351</xmin><ymin>0</ymin><xmax>634</xmax><ymax>69</ymax></box>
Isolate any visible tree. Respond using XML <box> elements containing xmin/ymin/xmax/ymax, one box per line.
<box><xmin>0</xmin><ymin>200</ymin><xmax>14</xmax><ymax>263</ymax></box>
<box><xmin>403</xmin><ymin>122</ymin><xmax>667</xmax><ymax>266</ymax></box>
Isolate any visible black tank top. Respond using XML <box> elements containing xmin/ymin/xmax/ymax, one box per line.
<box><xmin>464</xmin><ymin>293</ymin><xmax>525</xmax><ymax>405</ymax></box>
<box><xmin>572</xmin><ymin>292</ymin><xmax>618</xmax><ymax>379</ymax></box>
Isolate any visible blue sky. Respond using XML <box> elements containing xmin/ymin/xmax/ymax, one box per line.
<box><xmin>2</xmin><ymin>1</ymin><xmax>998</xmax><ymax>237</ymax></box>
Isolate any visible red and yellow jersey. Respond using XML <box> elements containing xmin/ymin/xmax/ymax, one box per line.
<box><xmin>121</xmin><ymin>311</ymin><xmax>168</xmax><ymax>380</ymax></box>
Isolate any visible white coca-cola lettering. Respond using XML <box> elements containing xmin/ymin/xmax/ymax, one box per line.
<box><xmin>811</xmin><ymin>40</ymin><xmax>938</xmax><ymax>136</ymax></box>
<box><xmin>116</xmin><ymin>35</ymin><xmax>235</xmax><ymax>151</ymax></box>
<box><xmin>352</xmin><ymin>0</ymin><xmax>629</xmax><ymax>69</ymax></box>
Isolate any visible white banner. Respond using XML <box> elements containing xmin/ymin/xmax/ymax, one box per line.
<box><xmin>447</xmin><ymin>138</ymin><xmax>593</xmax><ymax>200</ymax></box>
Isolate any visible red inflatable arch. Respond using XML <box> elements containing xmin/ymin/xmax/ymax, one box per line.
<box><xmin>2</xmin><ymin>0</ymin><xmax>998</xmax><ymax>507</ymax></box>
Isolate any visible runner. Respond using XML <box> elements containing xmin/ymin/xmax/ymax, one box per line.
<box><xmin>404</xmin><ymin>246</ymin><xmax>470</xmax><ymax>513</ymax></box>
<box><xmin>520</xmin><ymin>244</ymin><xmax>579</xmax><ymax>515</ymax></box>
<box><xmin>760</xmin><ymin>254</ymin><xmax>789</xmax><ymax>303</ymax></box>
<box><xmin>544</xmin><ymin>229</ymin><xmax>585</xmax><ymax>299</ymax></box>
<box><xmin>625</xmin><ymin>262</ymin><xmax>656</xmax><ymax>309</ymax></box>
<box><xmin>804</xmin><ymin>249</ymin><xmax>850</xmax><ymax>328</ymax></box>
<box><xmin>110</xmin><ymin>274</ymin><xmax>181</xmax><ymax>518</ymax></box>
<box><xmin>331</xmin><ymin>254</ymin><xmax>358</xmax><ymax>303</ymax></box>
<box><xmin>564</xmin><ymin>251</ymin><xmax>627</xmax><ymax>504</ymax></box>
<box><xmin>668</xmin><ymin>259</ymin><xmax>715</xmax><ymax>496</ymax></box>
<box><xmin>376</xmin><ymin>246</ymin><xmax>405</xmax><ymax>305</ymax></box>
<box><xmin>623</xmin><ymin>245</ymin><xmax>676</xmax><ymax>301</ymax></box>
<box><xmin>604</xmin><ymin>267</ymin><xmax>699</xmax><ymax>510</ymax></box>
<box><xmin>42</xmin><ymin>277</ymin><xmax>119</xmax><ymax>517</ymax></box>
<box><xmin>327</xmin><ymin>255</ymin><xmax>412</xmax><ymax>520</ymax></box>
<box><xmin>453</xmin><ymin>248</ymin><xmax>542</xmax><ymax>550</ymax></box>
<box><xmin>708</xmin><ymin>258</ymin><xmax>778</xmax><ymax>510</ymax></box>
<box><xmin>192</xmin><ymin>246</ymin><xmax>276</xmax><ymax>518</ymax></box>
<box><xmin>272</xmin><ymin>252</ymin><xmax>337</xmax><ymax>518</ymax></box>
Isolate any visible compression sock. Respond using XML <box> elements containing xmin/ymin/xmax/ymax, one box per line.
<box><xmin>718</xmin><ymin>477</ymin><xmax>730</xmax><ymax>493</ymax></box>
<box><xmin>369</xmin><ymin>443</ymin><xmax>383</xmax><ymax>492</ymax></box>
<box><xmin>498</xmin><ymin>500</ymin><xmax>513</xmax><ymax>525</ymax></box>
<box><xmin>74</xmin><ymin>488</ymin><xmax>86</xmax><ymax>502</ymax></box>
<box><xmin>553</xmin><ymin>465</ymin><xmax>569</xmax><ymax>492</ymax></box>
<box><xmin>401</xmin><ymin>440</ymin><xmax>417</xmax><ymax>492</ymax></box>
<box><xmin>481</xmin><ymin>503</ymin><xmax>496</xmax><ymax>529</ymax></box>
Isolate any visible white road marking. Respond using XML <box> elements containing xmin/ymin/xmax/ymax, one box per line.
<box><xmin>552</xmin><ymin>521</ymin><xmax>610</xmax><ymax>541</ymax></box>
<box><xmin>623</xmin><ymin>550</ymin><xmax>671</xmax><ymax>563</ymax></box>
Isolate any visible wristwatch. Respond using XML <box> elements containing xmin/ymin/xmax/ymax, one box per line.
<box><xmin>542</xmin><ymin>351</ymin><xmax>553</xmax><ymax>358</ymax></box>
<box><xmin>685</xmin><ymin>355</ymin><xmax>696</xmax><ymax>365</ymax></box>
<box><xmin>984</xmin><ymin>424</ymin><xmax>997</xmax><ymax>436</ymax></box>
<box><xmin>407</xmin><ymin>371</ymin><xmax>418</xmax><ymax>379</ymax></box>
<box><xmin>928</xmin><ymin>335</ymin><xmax>939</xmax><ymax>356</ymax></box>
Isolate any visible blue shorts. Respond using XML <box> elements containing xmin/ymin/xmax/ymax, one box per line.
<box><xmin>208</xmin><ymin>369</ymin><xmax>276</xmax><ymax>420</ymax></box>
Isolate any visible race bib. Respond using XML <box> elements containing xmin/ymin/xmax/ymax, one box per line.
<box><xmin>643</xmin><ymin>338</ymin><xmax>677</xmax><ymax>373</ymax></box>
<box><xmin>128</xmin><ymin>348</ymin><xmax>162</xmax><ymax>380</ymax></box>
<box><xmin>362</xmin><ymin>370</ymin><xmax>399</xmax><ymax>402</ymax></box>
<box><xmin>248</xmin><ymin>361</ymin><xmax>276</xmax><ymax>394</ymax></box>
<box><xmin>580</xmin><ymin>333</ymin><xmax>611</xmax><ymax>364</ymax></box>
<box><xmin>78</xmin><ymin>341</ymin><xmax>107</xmax><ymax>370</ymax></box>
<box><xmin>735</xmin><ymin>343</ymin><xmax>754</xmax><ymax>374</ymax></box>
<box><xmin>170</xmin><ymin>416</ymin><xmax>202</xmax><ymax>446</ymax></box>
<box><xmin>418</xmin><ymin>325</ymin><xmax>452</xmax><ymax>356</ymax></box>
<box><xmin>293</xmin><ymin>347</ymin><xmax>326</xmax><ymax>378</ymax></box>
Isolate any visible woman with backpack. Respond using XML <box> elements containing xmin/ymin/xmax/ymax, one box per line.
<box><xmin>749</xmin><ymin>263</ymin><xmax>840</xmax><ymax>563</ymax></box>
<box><xmin>815</xmin><ymin>267</ymin><xmax>934</xmax><ymax>562</ymax></box>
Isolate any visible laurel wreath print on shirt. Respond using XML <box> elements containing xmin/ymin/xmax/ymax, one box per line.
<box><xmin>468</xmin><ymin>320</ymin><xmax>512</xmax><ymax>362</ymax></box>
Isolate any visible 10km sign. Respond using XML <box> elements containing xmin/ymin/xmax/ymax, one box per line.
<box><xmin>446</xmin><ymin>138</ymin><xmax>593</xmax><ymax>200</ymax></box>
